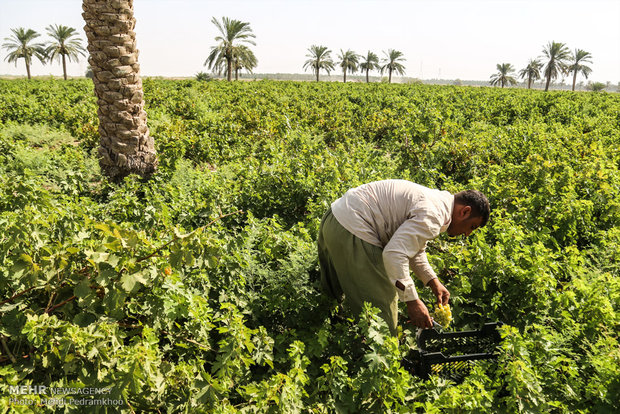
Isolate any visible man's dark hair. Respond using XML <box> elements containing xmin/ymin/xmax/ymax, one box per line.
<box><xmin>455</xmin><ymin>190</ymin><xmax>490</xmax><ymax>227</ymax></box>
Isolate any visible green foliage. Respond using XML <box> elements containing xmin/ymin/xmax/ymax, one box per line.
<box><xmin>587</xmin><ymin>82</ymin><xmax>606</xmax><ymax>92</ymax></box>
<box><xmin>0</xmin><ymin>79</ymin><xmax>618</xmax><ymax>413</ymax></box>
<box><xmin>195</xmin><ymin>71</ymin><xmax>213</xmax><ymax>82</ymax></box>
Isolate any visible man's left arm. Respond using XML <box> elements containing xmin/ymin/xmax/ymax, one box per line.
<box><xmin>410</xmin><ymin>247</ymin><xmax>450</xmax><ymax>305</ymax></box>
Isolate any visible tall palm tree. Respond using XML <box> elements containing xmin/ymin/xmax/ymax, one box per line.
<box><xmin>1</xmin><ymin>27</ymin><xmax>46</xmax><ymax>79</ymax></box>
<box><xmin>381</xmin><ymin>49</ymin><xmax>406</xmax><ymax>83</ymax></box>
<box><xmin>337</xmin><ymin>49</ymin><xmax>359</xmax><ymax>83</ymax></box>
<box><xmin>568</xmin><ymin>49</ymin><xmax>593</xmax><ymax>91</ymax></box>
<box><xmin>204</xmin><ymin>17</ymin><xmax>256</xmax><ymax>82</ymax></box>
<box><xmin>45</xmin><ymin>24</ymin><xmax>87</xmax><ymax>80</ymax></box>
<box><xmin>206</xmin><ymin>44</ymin><xmax>227</xmax><ymax>76</ymax></box>
<box><xmin>233</xmin><ymin>45</ymin><xmax>257</xmax><ymax>80</ymax></box>
<box><xmin>518</xmin><ymin>59</ymin><xmax>542</xmax><ymax>89</ymax></box>
<box><xmin>541</xmin><ymin>41</ymin><xmax>571</xmax><ymax>91</ymax></box>
<box><xmin>303</xmin><ymin>45</ymin><xmax>334</xmax><ymax>82</ymax></box>
<box><xmin>490</xmin><ymin>63</ymin><xmax>517</xmax><ymax>88</ymax></box>
<box><xmin>82</xmin><ymin>0</ymin><xmax>157</xmax><ymax>181</ymax></box>
<box><xmin>359</xmin><ymin>51</ymin><xmax>380</xmax><ymax>83</ymax></box>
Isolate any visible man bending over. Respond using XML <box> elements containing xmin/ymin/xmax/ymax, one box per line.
<box><xmin>317</xmin><ymin>179</ymin><xmax>490</xmax><ymax>334</ymax></box>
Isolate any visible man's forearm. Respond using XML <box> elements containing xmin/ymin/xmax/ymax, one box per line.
<box><xmin>409</xmin><ymin>250</ymin><xmax>438</xmax><ymax>286</ymax></box>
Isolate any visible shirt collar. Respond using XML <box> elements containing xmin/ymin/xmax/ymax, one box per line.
<box><xmin>439</xmin><ymin>193</ymin><xmax>455</xmax><ymax>233</ymax></box>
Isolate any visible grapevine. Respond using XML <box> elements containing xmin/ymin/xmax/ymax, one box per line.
<box><xmin>0</xmin><ymin>78</ymin><xmax>618</xmax><ymax>413</ymax></box>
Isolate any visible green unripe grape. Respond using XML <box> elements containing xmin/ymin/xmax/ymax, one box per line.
<box><xmin>434</xmin><ymin>303</ymin><xmax>453</xmax><ymax>327</ymax></box>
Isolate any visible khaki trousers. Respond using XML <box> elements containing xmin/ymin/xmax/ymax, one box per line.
<box><xmin>317</xmin><ymin>208</ymin><xmax>399</xmax><ymax>335</ymax></box>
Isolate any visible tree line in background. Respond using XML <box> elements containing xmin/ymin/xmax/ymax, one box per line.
<box><xmin>303</xmin><ymin>46</ymin><xmax>406</xmax><ymax>83</ymax></box>
<box><xmin>2</xmin><ymin>26</ymin><xmax>86</xmax><ymax>80</ymax></box>
<box><xmin>198</xmin><ymin>16</ymin><xmax>409</xmax><ymax>84</ymax></box>
<box><xmin>491</xmin><ymin>41</ymin><xmax>595</xmax><ymax>91</ymax></box>
<box><xmin>1</xmin><ymin>20</ymin><xmax>611</xmax><ymax>91</ymax></box>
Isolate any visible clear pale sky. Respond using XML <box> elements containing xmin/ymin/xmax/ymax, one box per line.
<box><xmin>1</xmin><ymin>0</ymin><xmax>619</xmax><ymax>83</ymax></box>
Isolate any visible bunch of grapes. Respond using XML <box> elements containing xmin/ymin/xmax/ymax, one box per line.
<box><xmin>434</xmin><ymin>303</ymin><xmax>453</xmax><ymax>328</ymax></box>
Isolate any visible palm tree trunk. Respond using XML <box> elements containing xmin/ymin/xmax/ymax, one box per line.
<box><xmin>545</xmin><ymin>74</ymin><xmax>551</xmax><ymax>92</ymax></box>
<box><xmin>82</xmin><ymin>0</ymin><xmax>157</xmax><ymax>182</ymax></box>
<box><xmin>366</xmin><ymin>68</ymin><xmax>369</xmax><ymax>83</ymax></box>
<box><xmin>527</xmin><ymin>77</ymin><xmax>532</xmax><ymax>89</ymax></box>
<box><xmin>316</xmin><ymin>66</ymin><xmax>319</xmax><ymax>82</ymax></box>
<box><xmin>572</xmin><ymin>70</ymin><xmax>577</xmax><ymax>91</ymax></box>
<box><xmin>235</xmin><ymin>67</ymin><xmax>239</xmax><ymax>81</ymax></box>
<box><xmin>62</xmin><ymin>54</ymin><xmax>67</xmax><ymax>80</ymax></box>
<box><xmin>388</xmin><ymin>69</ymin><xmax>392</xmax><ymax>84</ymax></box>
<box><xmin>25</xmin><ymin>60</ymin><xmax>31</xmax><ymax>80</ymax></box>
<box><xmin>343</xmin><ymin>70</ymin><xmax>346</xmax><ymax>83</ymax></box>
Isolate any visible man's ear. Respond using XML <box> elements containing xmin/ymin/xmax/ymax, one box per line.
<box><xmin>461</xmin><ymin>205</ymin><xmax>472</xmax><ymax>219</ymax></box>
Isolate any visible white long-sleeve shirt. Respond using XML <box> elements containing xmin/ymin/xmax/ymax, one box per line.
<box><xmin>331</xmin><ymin>180</ymin><xmax>454</xmax><ymax>302</ymax></box>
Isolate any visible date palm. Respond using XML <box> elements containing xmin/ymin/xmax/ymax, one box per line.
<box><xmin>206</xmin><ymin>45</ymin><xmax>227</xmax><ymax>77</ymax></box>
<box><xmin>82</xmin><ymin>0</ymin><xmax>157</xmax><ymax>181</ymax></box>
<box><xmin>359</xmin><ymin>51</ymin><xmax>380</xmax><ymax>83</ymax></box>
<box><xmin>233</xmin><ymin>45</ymin><xmax>257</xmax><ymax>80</ymax></box>
<box><xmin>337</xmin><ymin>49</ymin><xmax>359</xmax><ymax>83</ymax></box>
<box><xmin>568</xmin><ymin>49</ymin><xmax>593</xmax><ymax>91</ymax></box>
<box><xmin>204</xmin><ymin>17</ymin><xmax>256</xmax><ymax>82</ymax></box>
<box><xmin>381</xmin><ymin>49</ymin><xmax>406</xmax><ymax>83</ymax></box>
<box><xmin>541</xmin><ymin>41</ymin><xmax>571</xmax><ymax>91</ymax></box>
<box><xmin>45</xmin><ymin>24</ymin><xmax>86</xmax><ymax>80</ymax></box>
<box><xmin>518</xmin><ymin>59</ymin><xmax>542</xmax><ymax>89</ymax></box>
<box><xmin>490</xmin><ymin>63</ymin><xmax>517</xmax><ymax>88</ymax></box>
<box><xmin>2</xmin><ymin>27</ymin><xmax>46</xmax><ymax>80</ymax></box>
<box><xmin>303</xmin><ymin>45</ymin><xmax>334</xmax><ymax>82</ymax></box>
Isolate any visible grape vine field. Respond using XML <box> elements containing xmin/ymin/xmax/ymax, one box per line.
<box><xmin>0</xmin><ymin>79</ymin><xmax>618</xmax><ymax>413</ymax></box>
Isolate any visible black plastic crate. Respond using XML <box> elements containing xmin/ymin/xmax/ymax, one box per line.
<box><xmin>403</xmin><ymin>322</ymin><xmax>503</xmax><ymax>382</ymax></box>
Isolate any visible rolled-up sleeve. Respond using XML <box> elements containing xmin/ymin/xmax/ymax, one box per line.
<box><xmin>382</xmin><ymin>214</ymin><xmax>441</xmax><ymax>302</ymax></box>
<box><xmin>409</xmin><ymin>245</ymin><xmax>438</xmax><ymax>286</ymax></box>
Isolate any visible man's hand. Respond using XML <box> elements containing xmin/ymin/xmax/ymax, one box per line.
<box><xmin>406</xmin><ymin>299</ymin><xmax>433</xmax><ymax>329</ymax></box>
<box><xmin>427</xmin><ymin>278</ymin><xmax>450</xmax><ymax>306</ymax></box>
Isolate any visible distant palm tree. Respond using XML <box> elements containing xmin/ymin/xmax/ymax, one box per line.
<box><xmin>587</xmin><ymin>81</ymin><xmax>606</xmax><ymax>92</ymax></box>
<box><xmin>233</xmin><ymin>45</ymin><xmax>257</xmax><ymax>80</ymax></box>
<box><xmin>337</xmin><ymin>49</ymin><xmax>359</xmax><ymax>83</ymax></box>
<box><xmin>2</xmin><ymin>27</ymin><xmax>46</xmax><ymax>79</ymax></box>
<box><xmin>490</xmin><ymin>63</ymin><xmax>517</xmax><ymax>88</ymax></box>
<box><xmin>518</xmin><ymin>59</ymin><xmax>542</xmax><ymax>89</ymax></box>
<box><xmin>204</xmin><ymin>17</ymin><xmax>256</xmax><ymax>81</ymax></box>
<box><xmin>541</xmin><ymin>41</ymin><xmax>571</xmax><ymax>91</ymax></box>
<box><xmin>359</xmin><ymin>51</ymin><xmax>380</xmax><ymax>83</ymax></box>
<box><xmin>45</xmin><ymin>24</ymin><xmax>86</xmax><ymax>80</ymax></box>
<box><xmin>381</xmin><ymin>49</ymin><xmax>406</xmax><ymax>83</ymax></box>
<box><xmin>568</xmin><ymin>49</ymin><xmax>593</xmax><ymax>91</ymax></box>
<box><xmin>303</xmin><ymin>45</ymin><xmax>334</xmax><ymax>82</ymax></box>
